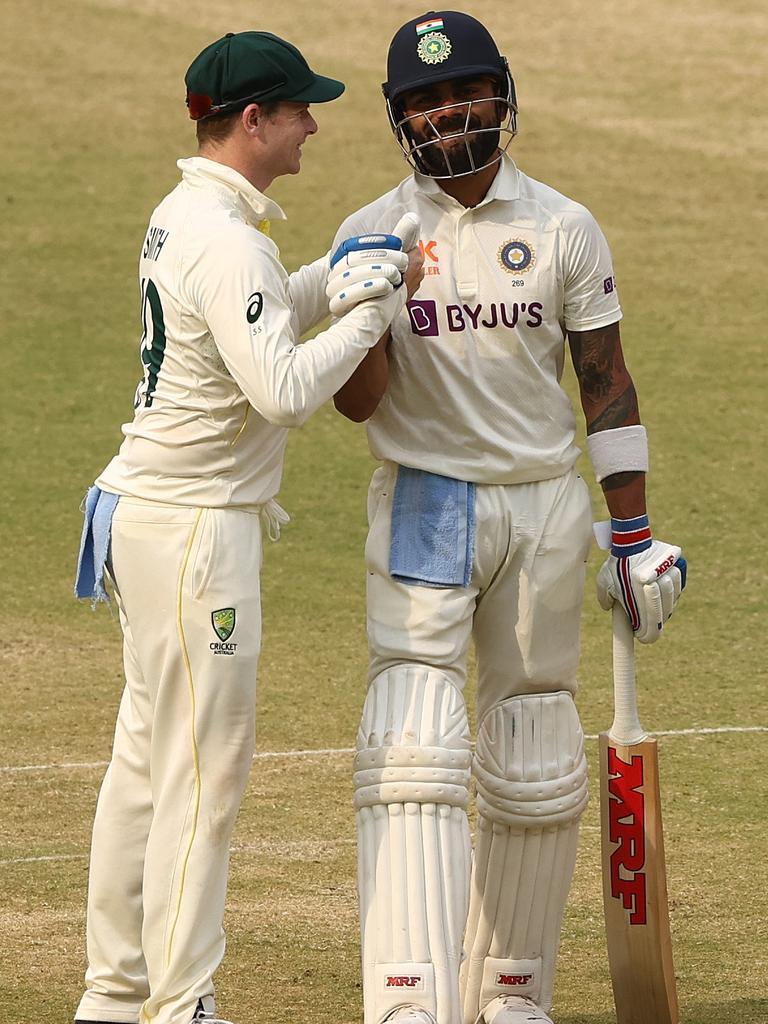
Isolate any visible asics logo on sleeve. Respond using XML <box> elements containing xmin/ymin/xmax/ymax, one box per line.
<box><xmin>246</xmin><ymin>292</ymin><xmax>264</xmax><ymax>324</ymax></box>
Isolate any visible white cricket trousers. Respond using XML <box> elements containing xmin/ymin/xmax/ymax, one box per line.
<box><xmin>365</xmin><ymin>464</ymin><xmax>594</xmax><ymax>718</ymax></box>
<box><xmin>76</xmin><ymin>499</ymin><xmax>263</xmax><ymax>1024</ymax></box>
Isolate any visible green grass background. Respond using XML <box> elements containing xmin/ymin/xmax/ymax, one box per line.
<box><xmin>1</xmin><ymin>0</ymin><xmax>766</xmax><ymax>1021</ymax></box>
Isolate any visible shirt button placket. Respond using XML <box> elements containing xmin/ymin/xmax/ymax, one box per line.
<box><xmin>455</xmin><ymin>210</ymin><xmax>477</xmax><ymax>300</ymax></box>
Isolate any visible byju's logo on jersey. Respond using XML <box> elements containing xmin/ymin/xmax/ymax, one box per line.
<box><xmin>406</xmin><ymin>298</ymin><xmax>543</xmax><ymax>336</ymax></box>
<box><xmin>211</xmin><ymin>608</ymin><xmax>238</xmax><ymax>655</ymax></box>
<box><xmin>498</xmin><ymin>239</ymin><xmax>536</xmax><ymax>275</ymax></box>
<box><xmin>407</xmin><ymin>299</ymin><xmax>440</xmax><ymax>337</ymax></box>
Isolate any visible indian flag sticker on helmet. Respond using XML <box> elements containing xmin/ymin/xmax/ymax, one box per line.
<box><xmin>498</xmin><ymin>239</ymin><xmax>536</xmax><ymax>275</ymax></box>
<box><xmin>415</xmin><ymin>18</ymin><xmax>444</xmax><ymax>35</ymax></box>
<box><xmin>417</xmin><ymin>31</ymin><xmax>453</xmax><ymax>65</ymax></box>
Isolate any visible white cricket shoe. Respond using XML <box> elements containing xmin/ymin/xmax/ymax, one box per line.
<box><xmin>383</xmin><ymin>1007</ymin><xmax>437</xmax><ymax>1024</ymax></box>
<box><xmin>481</xmin><ymin>995</ymin><xmax>554</xmax><ymax>1023</ymax></box>
<box><xmin>192</xmin><ymin>1005</ymin><xmax>234</xmax><ymax>1024</ymax></box>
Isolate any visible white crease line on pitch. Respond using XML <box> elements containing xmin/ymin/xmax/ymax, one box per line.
<box><xmin>2</xmin><ymin>838</ymin><xmax>356</xmax><ymax>866</ymax></box>
<box><xmin>1</xmin><ymin>728</ymin><xmax>766</xmax><ymax>775</ymax></box>
<box><xmin>584</xmin><ymin>726</ymin><xmax>768</xmax><ymax>739</ymax></box>
<box><xmin>1</xmin><ymin>853</ymin><xmax>88</xmax><ymax>865</ymax></box>
<box><xmin>0</xmin><ymin>747</ymin><xmax>356</xmax><ymax>775</ymax></box>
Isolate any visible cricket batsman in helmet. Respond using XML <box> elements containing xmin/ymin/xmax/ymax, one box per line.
<box><xmin>331</xmin><ymin>10</ymin><xmax>686</xmax><ymax>1024</ymax></box>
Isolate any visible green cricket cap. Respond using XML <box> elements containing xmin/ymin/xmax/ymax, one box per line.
<box><xmin>185</xmin><ymin>31</ymin><xmax>345</xmax><ymax>120</ymax></box>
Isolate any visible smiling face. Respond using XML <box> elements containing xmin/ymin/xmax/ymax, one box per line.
<box><xmin>259</xmin><ymin>101</ymin><xmax>319</xmax><ymax>177</ymax></box>
<box><xmin>397</xmin><ymin>75</ymin><xmax>505</xmax><ymax>177</ymax></box>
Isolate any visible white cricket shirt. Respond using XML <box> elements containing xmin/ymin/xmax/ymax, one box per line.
<box><xmin>333</xmin><ymin>155</ymin><xmax>622</xmax><ymax>485</ymax></box>
<box><xmin>98</xmin><ymin>157</ymin><xmax>403</xmax><ymax>508</ymax></box>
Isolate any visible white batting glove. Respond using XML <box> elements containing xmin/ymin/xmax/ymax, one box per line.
<box><xmin>326</xmin><ymin>213</ymin><xmax>421</xmax><ymax>318</ymax></box>
<box><xmin>326</xmin><ymin>249</ymin><xmax>408</xmax><ymax>317</ymax></box>
<box><xmin>595</xmin><ymin>516</ymin><xmax>687</xmax><ymax>644</ymax></box>
<box><xmin>393</xmin><ymin>211</ymin><xmax>421</xmax><ymax>251</ymax></box>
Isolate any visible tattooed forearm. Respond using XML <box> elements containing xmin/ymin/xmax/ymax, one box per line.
<box><xmin>570</xmin><ymin>326</ymin><xmax>615</xmax><ymax>386</ymax></box>
<box><xmin>574</xmin><ymin>345</ymin><xmax>613</xmax><ymax>403</ymax></box>
<box><xmin>569</xmin><ymin>323</ymin><xmax>641</xmax><ymax>435</ymax></box>
<box><xmin>587</xmin><ymin>383</ymin><xmax>639</xmax><ymax>434</ymax></box>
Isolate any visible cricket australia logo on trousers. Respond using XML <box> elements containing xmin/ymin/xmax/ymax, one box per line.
<box><xmin>210</xmin><ymin>608</ymin><xmax>238</xmax><ymax>655</ymax></box>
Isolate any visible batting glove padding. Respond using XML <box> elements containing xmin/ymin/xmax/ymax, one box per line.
<box><xmin>327</xmin><ymin>213</ymin><xmax>421</xmax><ymax>318</ymax></box>
<box><xmin>326</xmin><ymin>248</ymin><xmax>408</xmax><ymax>317</ymax></box>
<box><xmin>596</xmin><ymin>516</ymin><xmax>687</xmax><ymax>644</ymax></box>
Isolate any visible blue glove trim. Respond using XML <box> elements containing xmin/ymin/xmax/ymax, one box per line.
<box><xmin>675</xmin><ymin>556</ymin><xmax>687</xmax><ymax>589</ymax></box>
<box><xmin>330</xmin><ymin>233</ymin><xmax>402</xmax><ymax>269</ymax></box>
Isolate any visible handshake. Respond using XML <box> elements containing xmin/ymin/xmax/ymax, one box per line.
<box><xmin>326</xmin><ymin>213</ymin><xmax>423</xmax><ymax>317</ymax></box>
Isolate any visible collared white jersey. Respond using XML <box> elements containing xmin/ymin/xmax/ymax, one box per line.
<box><xmin>332</xmin><ymin>155</ymin><xmax>622</xmax><ymax>485</ymax></box>
<box><xmin>98</xmin><ymin>157</ymin><xmax>400</xmax><ymax>508</ymax></box>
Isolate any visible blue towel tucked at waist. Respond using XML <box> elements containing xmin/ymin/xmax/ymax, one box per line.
<box><xmin>74</xmin><ymin>486</ymin><xmax>120</xmax><ymax>603</ymax></box>
<box><xmin>389</xmin><ymin>467</ymin><xmax>476</xmax><ymax>588</ymax></box>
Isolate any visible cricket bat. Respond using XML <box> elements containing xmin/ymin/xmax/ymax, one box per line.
<box><xmin>599</xmin><ymin>605</ymin><xmax>680</xmax><ymax>1024</ymax></box>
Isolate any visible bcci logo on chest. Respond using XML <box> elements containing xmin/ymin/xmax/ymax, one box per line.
<box><xmin>211</xmin><ymin>607</ymin><xmax>238</xmax><ymax>655</ymax></box>
<box><xmin>498</xmin><ymin>239</ymin><xmax>536</xmax><ymax>275</ymax></box>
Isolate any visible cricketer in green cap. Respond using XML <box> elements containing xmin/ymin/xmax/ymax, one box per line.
<box><xmin>186</xmin><ymin>30</ymin><xmax>345</xmax><ymax>120</ymax></box>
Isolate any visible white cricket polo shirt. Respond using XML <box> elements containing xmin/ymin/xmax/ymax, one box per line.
<box><xmin>98</xmin><ymin>157</ymin><xmax>399</xmax><ymax>508</ymax></box>
<box><xmin>333</xmin><ymin>154</ymin><xmax>622</xmax><ymax>485</ymax></box>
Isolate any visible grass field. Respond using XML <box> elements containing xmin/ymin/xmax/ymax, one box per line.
<box><xmin>2</xmin><ymin>0</ymin><xmax>767</xmax><ymax>1021</ymax></box>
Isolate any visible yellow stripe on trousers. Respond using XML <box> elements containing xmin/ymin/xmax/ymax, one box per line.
<box><xmin>165</xmin><ymin>508</ymin><xmax>204</xmax><ymax>970</ymax></box>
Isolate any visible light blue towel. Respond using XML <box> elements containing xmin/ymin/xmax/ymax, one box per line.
<box><xmin>74</xmin><ymin>486</ymin><xmax>120</xmax><ymax>604</ymax></box>
<box><xmin>389</xmin><ymin>467</ymin><xmax>476</xmax><ymax>588</ymax></box>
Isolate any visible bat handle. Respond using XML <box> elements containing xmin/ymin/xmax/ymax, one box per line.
<box><xmin>610</xmin><ymin>604</ymin><xmax>648</xmax><ymax>745</ymax></box>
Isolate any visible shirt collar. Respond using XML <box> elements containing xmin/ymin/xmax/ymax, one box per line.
<box><xmin>177</xmin><ymin>156</ymin><xmax>287</xmax><ymax>226</ymax></box>
<box><xmin>413</xmin><ymin>152</ymin><xmax>521</xmax><ymax>209</ymax></box>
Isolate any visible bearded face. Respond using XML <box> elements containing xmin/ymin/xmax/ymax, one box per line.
<box><xmin>404</xmin><ymin>100</ymin><xmax>502</xmax><ymax>177</ymax></box>
<box><xmin>395</xmin><ymin>76</ymin><xmax>511</xmax><ymax>179</ymax></box>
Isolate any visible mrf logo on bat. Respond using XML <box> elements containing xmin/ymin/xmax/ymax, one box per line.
<box><xmin>606</xmin><ymin>747</ymin><xmax>648</xmax><ymax>924</ymax></box>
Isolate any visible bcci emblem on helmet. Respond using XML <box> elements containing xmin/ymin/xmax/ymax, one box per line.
<box><xmin>211</xmin><ymin>607</ymin><xmax>236</xmax><ymax>642</ymax></box>
<box><xmin>417</xmin><ymin>31</ymin><xmax>453</xmax><ymax>65</ymax></box>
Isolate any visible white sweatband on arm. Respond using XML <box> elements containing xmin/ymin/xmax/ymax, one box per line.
<box><xmin>586</xmin><ymin>424</ymin><xmax>649</xmax><ymax>483</ymax></box>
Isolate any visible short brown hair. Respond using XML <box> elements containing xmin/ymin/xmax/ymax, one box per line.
<box><xmin>195</xmin><ymin>110</ymin><xmax>241</xmax><ymax>148</ymax></box>
<box><xmin>195</xmin><ymin>101</ymin><xmax>282</xmax><ymax>148</ymax></box>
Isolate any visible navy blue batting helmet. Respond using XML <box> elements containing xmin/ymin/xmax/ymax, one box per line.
<box><xmin>382</xmin><ymin>11</ymin><xmax>518</xmax><ymax>179</ymax></box>
<box><xmin>383</xmin><ymin>11</ymin><xmax>513</xmax><ymax>103</ymax></box>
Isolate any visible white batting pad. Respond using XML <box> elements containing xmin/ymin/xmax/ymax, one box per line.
<box><xmin>355</xmin><ymin>666</ymin><xmax>472</xmax><ymax>1024</ymax></box>
<box><xmin>460</xmin><ymin>692</ymin><xmax>588</xmax><ymax>1020</ymax></box>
